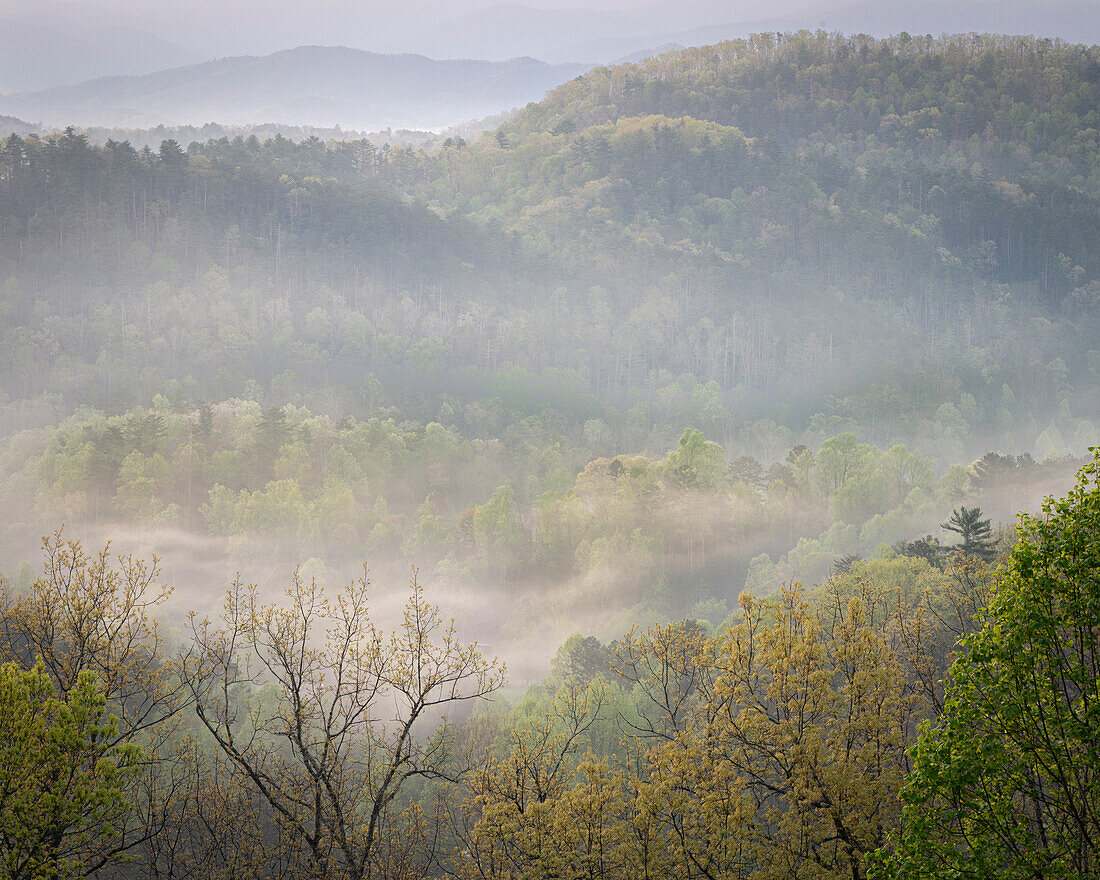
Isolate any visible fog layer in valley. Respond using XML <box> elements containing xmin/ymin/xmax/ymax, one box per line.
<box><xmin>3</xmin><ymin>30</ymin><xmax>1100</xmax><ymax>677</ymax></box>
<box><xmin>1</xmin><ymin>10</ymin><xmax>1100</xmax><ymax>880</ymax></box>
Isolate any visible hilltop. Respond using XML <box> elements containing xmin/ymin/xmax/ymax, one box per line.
<box><xmin>504</xmin><ymin>31</ymin><xmax>1100</xmax><ymax>186</ymax></box>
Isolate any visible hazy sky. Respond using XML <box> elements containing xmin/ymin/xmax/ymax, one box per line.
<box><xmin>5</xmin><ymin>0</ymin><xmax>825</xmax><ymax>56</ymax></box>
<box><xmin>0</xmin><ymin>0</ymin><xmax>1053</xmax><ymax>92</ymax></box>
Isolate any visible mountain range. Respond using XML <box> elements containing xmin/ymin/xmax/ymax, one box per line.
<box><xmin>0</xmin><ymin>13</ymin><xmax>197</xmax><ymax>93</ymax></box>
<box><xmin>0</xmin><ymin>48</ymin><xmax>588</xmax><ymax>131</ymax></box>
<box><xmin>5</xmin><ymin>0</ymin><xmax>1100</xmax><ymax>92</ymax></box>
<box><xmin>3</xmin><ymin>0</ymin><xmax>1100</xmax><ymax>134</ymax></box>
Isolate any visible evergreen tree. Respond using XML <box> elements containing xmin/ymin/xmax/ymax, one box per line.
<box><xmin>941</xmin><ymin>505</ymin><xmax>995</xmax><ymax>561</ymax></box>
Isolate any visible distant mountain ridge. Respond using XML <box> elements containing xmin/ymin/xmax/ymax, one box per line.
<box><xmin>0</xmin><ymin>46</ymin><xmax>589</xmax><ymax>131</ymax></box>
<box><xmin>0</xmin><ymin>16</ymin><xmax>197</xmax><ymax>92</ymax></box>
<box><xmin>0</xmin><ymin>115</ymin><xmax>37</xmax><ymax>138</ymax></box>
<box><xmin>3</xmin><ymin>0</ymin><xmax>1098</xmax><ymax>101</ymax></box>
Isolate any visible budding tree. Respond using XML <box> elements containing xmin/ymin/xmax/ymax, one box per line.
<box><xmin>181</xmin><ymin>568</ymin><xmax>504</xmax><ymax>880</ymax></box>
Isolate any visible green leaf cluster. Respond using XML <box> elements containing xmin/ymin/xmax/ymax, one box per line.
<box><xmin>0</xmin><ymin>663</ymin><xmax>140</xmax><ymax>880</ymax></box>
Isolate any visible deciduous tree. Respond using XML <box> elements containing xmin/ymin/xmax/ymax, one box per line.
<box><xmin>181</xmin><ymin>568</ymin><xmax>504</xmax><ymax>880</ymax></box>
<box><xmin>881</xmin><ymin>450</ymin><xmax>1100</xmax><ymax>879</ymax></box>
<box><xmin>0</xmin><ymin>662</ymin><xmax>141</xmax><ymax>880</ymax></box>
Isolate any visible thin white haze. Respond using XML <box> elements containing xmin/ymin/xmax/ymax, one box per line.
<box><xmin>2</xmin><ymin>0</ymin><xmax>827</xmax><ymax>58</ymax></box>
<box><xmin>0</xmin><ymin>0</ymin><xmax>1085</xmax><ymax>96</ymax></box>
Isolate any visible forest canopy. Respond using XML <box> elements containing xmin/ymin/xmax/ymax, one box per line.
<box><xmin>0</xmin><ymin>23</ymin><xmax>1099</xmax><ymax>880</ymax></box>
<box><xmin>2</xmin><ymin>449</ymin><xmax>1098</xmax><ymax>879</ymax></box>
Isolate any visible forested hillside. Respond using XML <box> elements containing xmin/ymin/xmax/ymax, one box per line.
<box><xmin>0</xmin><ymin>31</ymin><xmax>1096</xmax><ymax>642</ymax></box>
<box><xmin>2</xmin><ymin>27</ymin><xmax>1100</xmax><ymax>880</ymax></box>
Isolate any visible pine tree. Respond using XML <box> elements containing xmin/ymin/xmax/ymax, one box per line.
<box><xmin>941</xmin><ymin>505</ymin><xmax>995</xmax><ymax>561</ymax></box>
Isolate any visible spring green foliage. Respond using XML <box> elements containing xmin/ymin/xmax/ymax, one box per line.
<box><xmin>0</xmin><ymin>453</ymin><xmax>1096</xmax><ymax>879</ymax></box>
<box><xmin>1</xmin><ymin>27</ymin><xmax>1100</xmax><ymax>880</ymax></box>
<box><xmin>879</xmin><ymin>448</ymin><xmax>1100</xmax><ymax>879</ymax></box>
<box><xmin>0</xmin><ymin>663</ymin><xmax>140</xmax><ymax>880</ymax></box>
<box><xmin>458</xmin><ymin>579</ymin><xmax>940</xmax><ymax>880</ymax></box>
<box><xmin>505</xmin><ymin>32</ymin><xmax>1100</xmax><ymax>188</ymax></box>
<box><xmin>0</xmin><ymin>398</ymin><xmax>1080</xmax><ymax>633</ymax></box>
<box><xmin>1</xmin><ymin>35</ymin><xmax>1099</xmax><ymax>469</ymax></box>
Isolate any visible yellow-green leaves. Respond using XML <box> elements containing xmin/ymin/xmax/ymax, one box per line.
<box><xmin>464</xmin><ymin>586</ymin><xmax>918</xmax><ymax>880</ymax></box>
<box><xmin>0</xmin><ymin>663</ymin><xmax>140</xmax><ymax>880</ymax></box>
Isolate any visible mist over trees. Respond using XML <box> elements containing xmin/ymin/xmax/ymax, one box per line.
<box><xmin>0</xmin><ymin>27</ymin><xmax>1098</xmax><ymax>880</ymax></box>
<box><xmin>0</xmin><ymin>33</ymin><xmax>1094</xmax><ymax>635</ymax></box>
<box><xmin>3</xmin><ymin>448</ymin><xmax>1099</xmax><ymax>878</ymax></box>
